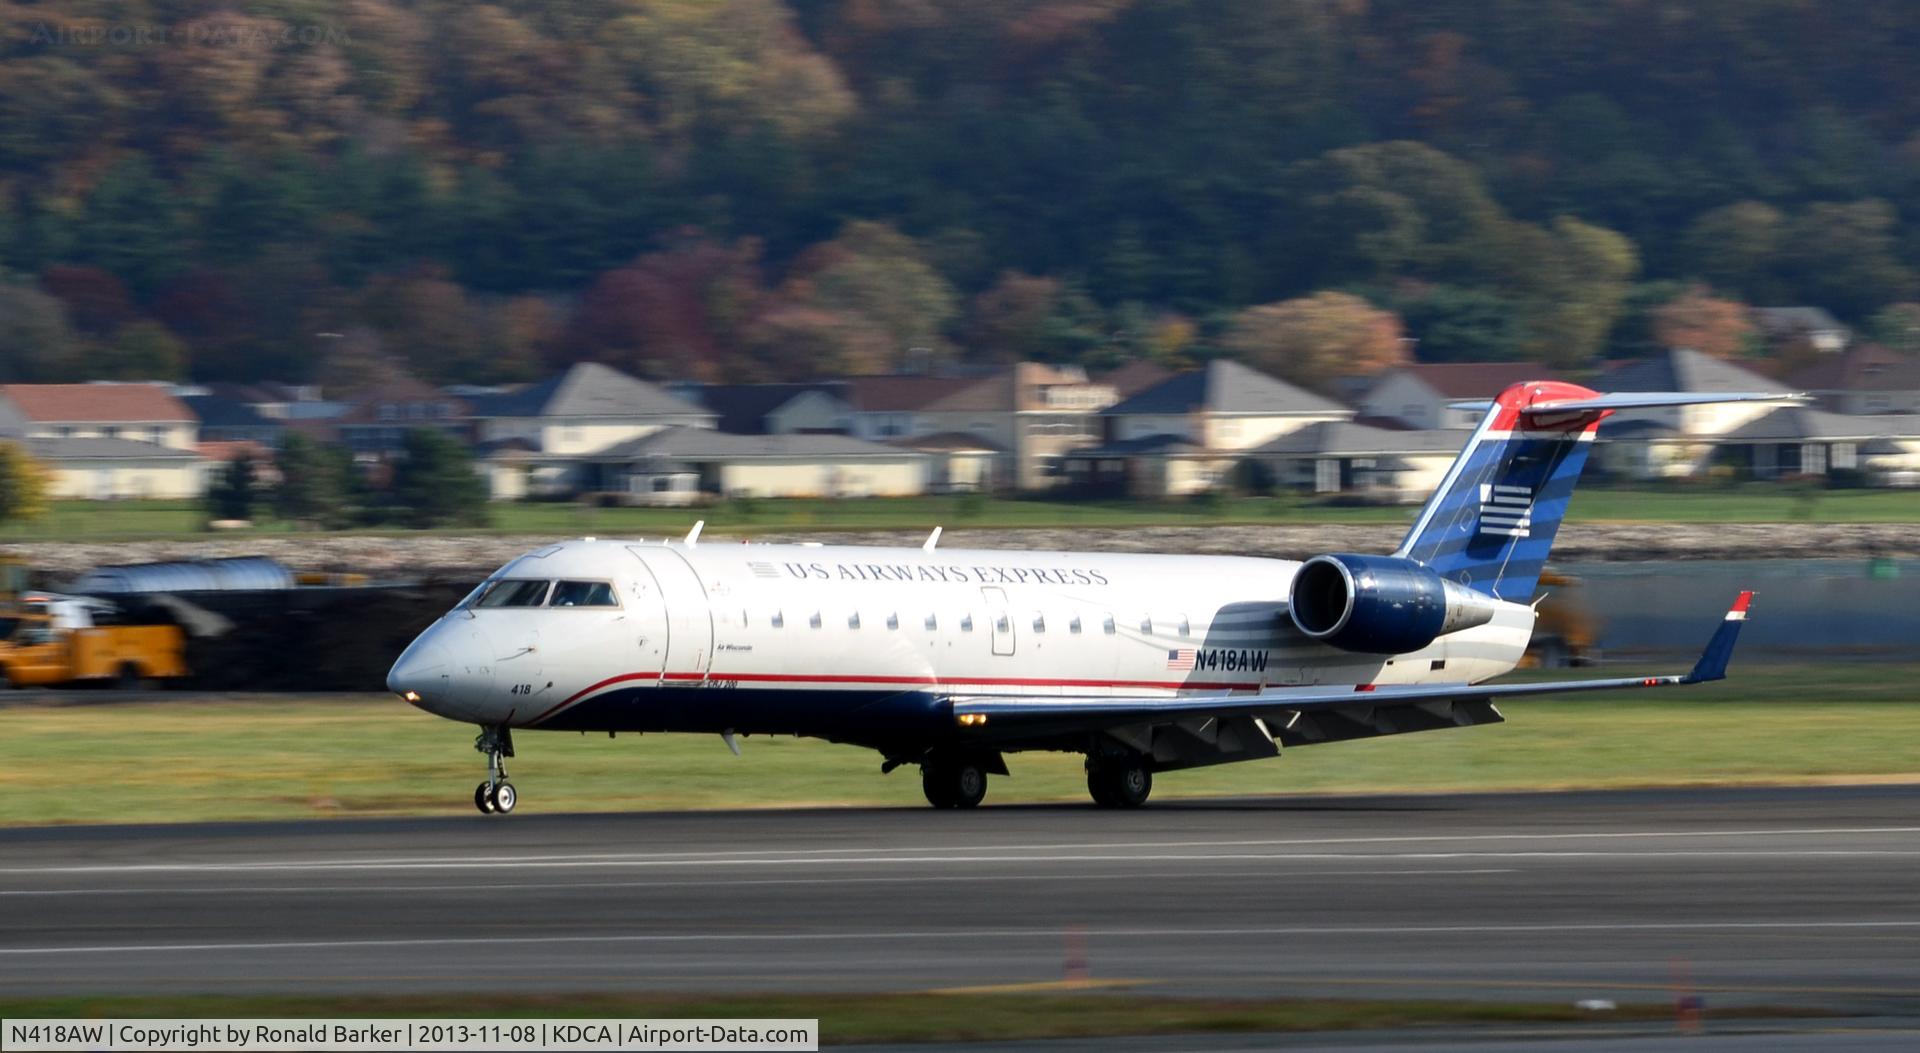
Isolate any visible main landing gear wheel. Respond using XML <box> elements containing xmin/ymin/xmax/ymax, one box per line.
<box><xmin>922</xmin><ymin>757</ymin><xmax>988</xmax><ymax>809</ymax></box>
<box><xmin>1088</xmin><ymin>762</ymin><xmax>1152</xmax><ymax>808</ymax></box>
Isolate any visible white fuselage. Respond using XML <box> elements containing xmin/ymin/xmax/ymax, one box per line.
<box><xmin>391</xmin><ymin>538</ymin><xmax>1535</xmax><ymax>749</ymax></box>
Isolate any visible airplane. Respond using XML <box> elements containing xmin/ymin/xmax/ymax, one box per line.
<box><xmin>388</xmin><ymin>380</ymin><xmax>1784</xmax><ymax>814</ymax></box>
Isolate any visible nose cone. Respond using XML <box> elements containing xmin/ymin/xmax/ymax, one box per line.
<box><xmin>389</xmin><ymin>620</ymin><xmax>495</xmax><ymax>721</ymax></box>
<box><xmin>387</xmin><ymin>635</ymin><xmax>449</xmax><ymax>706</ymax></box>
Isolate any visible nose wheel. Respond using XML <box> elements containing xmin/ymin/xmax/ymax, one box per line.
<box><xmin>473</xmin><ymin>725</ymin><xmax>517</xmax><ymax>815</ymax></box>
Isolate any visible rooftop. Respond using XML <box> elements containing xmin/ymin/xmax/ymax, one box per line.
<box><xmin>592</xmin><ymin>426</ymin><xmax>923</xmax><ymax>461</ymax></box>
<box><xmin>1106</xmin><ymin>360</ymin><xmax>1350</xmax><ymax>417</ymax></box>
<box><xmin>476</xmin><ymin>362</ymin><xmax>711</xmax><ymax>420</ymax></box>
<box><xmin>0</xmin><ymin>383</ymin><xmax>194</xmax><ymax>424</ymax></box>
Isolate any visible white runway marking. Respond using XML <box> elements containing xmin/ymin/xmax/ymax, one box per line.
<box><xmin>0</xmin><ymin>868</ymin><xmax>1518</xmax><ymax>897</ymax></box>
<box><xmin>7</xmin><ymin>919</ymin><xmax>1920</xmax><ymax>957</ymax></box>
<box><xmin>2</xmin><ymin>826</ymin><xmax>1913</xmax><ymax>875</ymax></box>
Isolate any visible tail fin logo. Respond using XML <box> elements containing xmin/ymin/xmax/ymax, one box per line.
<box><xmin>1477</xmin><ymin>483</ymin><xmax>1535</xmax><ymax>538</ymax></box>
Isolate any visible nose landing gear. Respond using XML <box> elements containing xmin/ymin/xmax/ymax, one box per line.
<box><xmin>473</xmin><ymin>725</ymin><xmax>517</xmax><ymax>815</ymax></box>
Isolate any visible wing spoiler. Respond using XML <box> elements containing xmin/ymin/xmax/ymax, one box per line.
<box><xmin>950</xmin><ymin>591</ymin><xmax>1753</xmax><ymax>733</ymax></box>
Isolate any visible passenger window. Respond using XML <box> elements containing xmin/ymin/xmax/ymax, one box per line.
<box><xmin>1139</xmin><ymin>616</ymin><xmax>1152</xmax><ymax>634</ymax></box>
<box><xmin>1179</xmin><ymin>616</ymin><xmax>1191</xmax><ymax>637</ymax></box>
<box><xmin>996</xmin><ymin>615</ymin><xmax>1011</xmax><ymax>633</ymax></box>
<box><xmin>848</xmin><ymin>612</ymin><xmax>862</xmax><ymax>629</ymax></box>
<box><xmin>1069</xmin><ymin>615</ymin><xmax>1083</xmax><ymax>634</ymax></box>
<box><xmin>925</xmin><ymin>613</ymin><xmax>937</xmax><ymax>631</ymax></box>
<box><xmin>961</xmin><ymin>614</ymin><xmax>974</xmax><ymax>632</ymax></box>
<box><xmin>1032</xmin><ymin>614</ymin><xmax>1046</xmax><ymax>633</ymax></box>
<box><xmin>772</xmin><ymin>610</ymin><xmax>784</xmax><ymax>629</ymax></box>
<box><xmin>550</xmin><ymin>580</ymin><xmax>617</xmax><ymax>607</ymax></box>
<box><xmin>809</xmin><ymin>612</ymin><xmax>822</xmax><ymax>629</ymax></box>
<box><xmin>476</xmin><ymin>580</ymin><xmax>551</xmax><ymax>608</ymax></box>
<box><xmin>887</xmin><ymin>613</ymin><xmax>899</xmax><ymax>630</ymax></box>
<box><xmin>1103</xmin><ymin>615</ymin><xmax>1116</xmax><ymax>635</ymax></box>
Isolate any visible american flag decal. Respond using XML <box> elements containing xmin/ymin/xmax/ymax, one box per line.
<box><xmin>1166</xmin><ymin>648</ymin><xmax>1196</xmax><ymax>671</ymax></box>
<box><xmin>748</xmin><ymin>561</ymin><xmax>782</xmax><ymax>579</ymax></box>
<box><xmin>1477</xmin><ymin>483</ymin><xmax>1534</xmax><ymax>538</ymax></box>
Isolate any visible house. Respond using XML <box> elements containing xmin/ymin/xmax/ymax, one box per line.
<box><xmin>1714</xmin><ymin>407</ymin><xmax>1920</xmax><ymax>482</ymax></box>
<box><xmin>177</xmin><ymin>392</ymin><xmax>283</xmax><ymax>445</ymax></box>
<box><xmin>586</xmin><ymin>427</ymin><xmax>927</xmax><ymax>501</ymax></box>
<box><xmin>332</xmin><ymin>373</ymin><xmax>471</xmax><ymax>457</ymax></box>
<box><xmin>913</xmin><ymin>364</ymin><xmax>1117</xmax><ymax>490</ymax></box>
<box><xmin>843</xmin><ymin>375</ymin><xmax>973</xmax><ymax>442</ymax></box>
<box><xmin>1082</xmin><ymin>360</ymin><xmax>1352</xmax><ymax>495</ymax></box>
<box><xmin>1058</xmin><ymin>434</ymin><xmax>1214</xmax><ymax>498</ymax></box>
<box><xmin>1096</xmin><ymin>360</ymin><xmax>1175</xmax><ymax>399</ymax></box>
<box><xmin>1248</xmin><ymin>421</ymin><xmax>1472</xmax><ymax>501</ymax></box>
<box><xmin>0</xmin><ymin>383</ymin><xmax>206</xmax><ymax>499</ymax></box>
<box><xmin>1357</xmin><ymin>362</ymin><xmax>1553</xmax><ymax>430</ymax></box>
<box><xmin>469</xmin><ymin>362</ymin><xmax>717</xmax><ymax>498</ymax></box>
<box><xmin>679</xmin><ymin>382</ymin><xmax>853</xmax><ymax>435</ymax></box>
<box><xmin>1789</xmin><ymin>344</ymin><xmax>1920</xmax><ymax>415</ymax></box>
<box><xmin>1754</xmin><ymin>307</ymin><xmax>1851</xmax><ymax>355</ymax></box>
<box><xmin>886</xmin><ymin>433</ymin><xmax>1004</xmax><ymax>493</ymax></box>
<box><xmin>1591</xmin><ymin>349</ymin><xmax>1801</xmax><ymax>478</ymax></box>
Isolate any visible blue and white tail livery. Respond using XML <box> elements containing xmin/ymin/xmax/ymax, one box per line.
<box><xmin>1397</xmin><ymin>381</ymin><xmax>1796</xmax><ymax>601</ymax></box>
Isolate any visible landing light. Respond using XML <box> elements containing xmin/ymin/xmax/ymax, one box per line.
<box><xmin>401</xmin><ymin>690</ymin><xmax>421</xmax><ymax>703</ymax></box>
<box><xmin>956</xmin><ymin>712</ymin><xmax>988</xmax><ymax>727</ymax></box>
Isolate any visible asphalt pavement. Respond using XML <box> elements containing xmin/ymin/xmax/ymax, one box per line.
<box><xmin>2</xmin><ymin>784</ymin><xmax>1917</xmax><ymax>1028</ymax></box>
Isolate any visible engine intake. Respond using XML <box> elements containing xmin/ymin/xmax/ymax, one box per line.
<box><xmin>1289</xmin><ymin>553</ymin><xmax>1499</xmax><ymax>655</ymax></box>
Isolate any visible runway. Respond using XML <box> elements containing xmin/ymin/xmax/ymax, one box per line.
<box><xmin>3</xmin><ymin>785</ymin><xmax>1919</xmax><ymax>1019</ymax></box>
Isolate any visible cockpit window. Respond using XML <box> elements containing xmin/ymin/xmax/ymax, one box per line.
<box><xmin>474</xmin><ymin>579</ymin><xmax>551</xmax><ymax>608</ymax></box>
<box><xmin>0</xmin><ymin>617</ymin><xmax>17</xmax><ymax>640</ymax></box>
<box><xmin>550</xmin><ymin>580</ymin><xmax>617</xmax><ymax>607</ymax></box>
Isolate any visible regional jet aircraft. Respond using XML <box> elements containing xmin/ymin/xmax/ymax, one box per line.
<box><xmin>390</xmin><ymin>381</ymin><xmax>1777</xmax><ymax>814</ymax></box>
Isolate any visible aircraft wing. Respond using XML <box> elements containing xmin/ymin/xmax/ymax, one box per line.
<box><xmin>1447</xmin><ymin>391</ymin><xmax>1803</xmax><ymax>413</ymax></box>
<box><xmin>950</xmin><ymin>592</ymin><xmax>1751</xmax><ymax>740</ymax></box>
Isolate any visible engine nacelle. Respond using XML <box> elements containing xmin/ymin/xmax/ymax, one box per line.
<box><xmin>1288</xmin><ymin>553</ymin><xmax>1499</xmax><ymax>655</ymax></box>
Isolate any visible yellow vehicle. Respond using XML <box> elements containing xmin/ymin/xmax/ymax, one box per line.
<box><xmin>1525</xmin><ymin>570</ymin><xmax>1600</xmax><ymax>668</ymax></box>
<box><xmin>0</xmin><ymin>594</ymin><xmax>188</xmax><ymax>688</ymax></box>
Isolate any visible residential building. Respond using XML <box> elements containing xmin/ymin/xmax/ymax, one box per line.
<box><xmin>0</xmin><ymin>382</ymin><xmax>197</xmax><ymax>450</ymax></box>
<box><xmin>1789</xmin><ymin>344</ymin><xmax>1920</xmax><ymax>415</ymax></box>
<box><xmin>679</xmin><ymin>382</ymin><xmax>853</xmax><ymax>435</ymax></box>
<box><xmin>0</xmin><ymin>383</ymin><xmax>206</xmax><ymax>498</ymax></box>
<box><xmin>1357</xmin><ymin>362</ymin><xmax>1553</xmax><ymax>430</ymax></box>
<box><xmin>587</xmin><ymin>427</ymin><xmax>927</xmax><ymax>501</ymax></box>
<box><xmin>886</xmin><ymin>433</ymin><xmax>1003</xmax><ymax>493</ymax></box>
<box><xmin>843</xmin><ymin>375</ymin><xmax>978</xmax><ymax>442</ymax></box>
<box><xmin>1592</xmin><ymin>349</ymin><xmax>1801</xmax><ymax>478</ymax></box>
<box><xmin>1714</xmin><ymin>407</ymin><xmax>1920</xmax><ymax>481</ymax></box>
<box><xmin>469</xmin><ymin>362</ymin><xmax>716</xmax><ymax>497</ymax></box>
<box><xmin>333</xmin><ymin>373</ymin><xmax>472</xmax><ymax>456</ymax></box>
<box><xmin>1249</xmin><ymin>421</ymin><xmax>1472</xmax><ymax>501</ymax></box>
<box><xmin>1067</xmin><ymin>361</ymin><xmax>1352</xmax><ymax>496</ymax></box>
<box><xmin>912</xmin><ymin>364</ymin><xmax>1117</xmax><ymax>490</ymax></box>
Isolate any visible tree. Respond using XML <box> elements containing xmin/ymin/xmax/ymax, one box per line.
<box><xmin>1680</xmin><ymin>202</ymin><xmax>1786</xmax><ymax>302</ymax></box>
<box><xmin>274</xmin><ymin>434</ymin><xmax>345</xmax><ymax>528</ymax></box>
<box><xmin>1780</xmin><ymin>200</ymin><xmax>1915</xmax><ymax>320</ymax></box>
<box><xmin>775</xmin><ymin>222</ymin><xmax>959</xmax><ymax>371</ymax></box>
<box><xmin>389</xmin><ymin>429</ymin><xmax>488</xmax><ymax>529</ymax></box>
<box><xmin>0</xmin><ymin>442</ymin><xmax>50</xmax><ymax>524</ymax></box>
<box><xmin>207</xmin><ymin>452</ymin><xmax>257</xmax><ymax>522</ymax></box>
<box><xmin>1221</xmin><ymin>292</ymin><xmax>1407</xmax><ymax>391</ymax></box>
<box><xmin>1399</xmin><ymin>286</ymin><xmax>1524</xmax><ymax>362</ymax></box>
<box><xmin>1650</xmin><ymin>287</ymin><xmax>1757</xmax><ymax>360</ymax></box>
<box><xmin>0</xmin><ymin>283</ymin><xmax>79</xmax><ymax>381</ymax></box>
<box><xmin>1868</xmin><ymin>303</ymin><xmax>1920</xmax><ymax>356</ymax></box>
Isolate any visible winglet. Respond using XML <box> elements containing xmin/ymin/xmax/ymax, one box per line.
<box><xmin>1684</xmin><ymin>591</ymin><xmax>1753</xmax><ymax>683</ymax></box>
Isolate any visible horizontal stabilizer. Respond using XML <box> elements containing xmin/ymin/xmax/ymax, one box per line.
<box><xmin>1448</xmin><ymin>391</ymin><xmax>1804</xmax><ymax>414</ymax></box>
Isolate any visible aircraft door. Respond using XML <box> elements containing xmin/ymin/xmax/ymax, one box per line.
<box><xmin>627</xmin><ymin>546</ymin><xmax>713</xmax><ymax>683</ymax></box>
<box><xmin>981</xmin><ymin>586</ymin><xmax>1015</xmax><ymax>657</ymax></box>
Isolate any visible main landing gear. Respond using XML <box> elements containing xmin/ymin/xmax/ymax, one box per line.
<box><xmin>1086</xmin><ymin>758</ymin><xmax>1152</xmax><ymax>808</ymax></box>
<box><xmin>921</xmin><ymin>751</ymin><xmax>1004</xmax><ymax>809</ymax></box>
<box><xmin>474</xmin><ymin>725</ymin><xmax>517</xmax><ymax>815</ymax></box>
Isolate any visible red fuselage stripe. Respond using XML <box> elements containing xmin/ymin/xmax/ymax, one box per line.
<box><xmin>530</xmin><ymin>670</ymin><xmax>1268</xmax><ymax>724</ymax></box>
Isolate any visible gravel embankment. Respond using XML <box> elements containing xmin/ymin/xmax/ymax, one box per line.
<box><xmin>5</xmin><ymin>522</ymin><xmax>1916</xmax><ymax>579</ymax></box>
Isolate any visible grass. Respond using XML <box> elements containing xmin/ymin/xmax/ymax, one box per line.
<box><xmin>5</xmin><ymin>665</ymin><xmax>1918</xmax><ymax>826</ymax></box>
<box><xmin>0</xmin><ymin>991</ymin><xmax>1714</xmax><ymax>1044</ymax></box>
<box><xmin>1</xmin><ymin>486</ymin><xmax>1917</xmax><ymax>542</ymax></box>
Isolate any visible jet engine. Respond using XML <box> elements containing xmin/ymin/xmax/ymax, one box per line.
<box><xmin>1288</xmin><ymin>553</ymin><xmax>1499</xmax><ymax>655</ymax></box>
